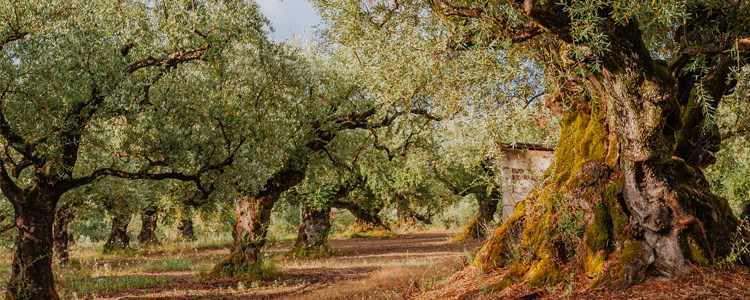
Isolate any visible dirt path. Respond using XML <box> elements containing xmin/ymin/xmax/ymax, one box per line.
<box><xmin>97</xmin><ymin>231</ymin><xmax>482</xmax><ymax>300</ymax></box>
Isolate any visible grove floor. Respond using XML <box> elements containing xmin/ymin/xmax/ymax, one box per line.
<box><xmin>44</xmin><ymin>231</ymin><xmax>481</xmax><ymax>299</ymax></box>
<box><xmin>3</xmin><ymin>232</ymin><xmax>750</xmax><ymax>299</ymax></box>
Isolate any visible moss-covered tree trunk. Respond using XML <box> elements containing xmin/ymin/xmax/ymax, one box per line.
<box><xmin>296</xmin><ymin>205</ymin><xmax>332</xmax><ymax>251</ymax></box>
<box><xmin>474</xmin><ymin>33</ymin><xmax>742</xmax><ymax>289</ymax></box>
<box><xmin>462</xmin><ymin>195</ymin><xmax>500</xmax><ymax>240</ymax></box>
<box><xmin>6</xmin><ymin>188</ymin><xmax>62</xmax><ymax>300</ymax></box>
<box><xmin>137</xmin><ymin>206</ymin><xmax>160</xmax><ymax>246</ymax></box>
<box><xmin>429</xmin><ymin>0</ymin><xmax>750</xmax><ymax>289</ymax></box>
<box><xmin>53</xmin><ymin>203</ymin><xmax>76</xmax><ymax>264</ymax></box>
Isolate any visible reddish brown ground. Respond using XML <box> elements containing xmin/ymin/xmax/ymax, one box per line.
<box><xmin>416</xmin><ymin>263</ymin><xmax>750</xmax><ymax>300</ymax></box>
<box><xmin>4</xmin><ymin>232</ymin><xmax>749</xmax><ymax>299</ymax></box>
<box><xmin>87</xmin><ymin>231</ymin><xmax>482</xmax><ymax>299</ymax></box>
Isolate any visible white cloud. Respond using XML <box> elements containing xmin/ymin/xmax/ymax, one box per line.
<box><xmin>256</xmin><ymin>0</ymin><xmax>322</xmax><ymax>42</ymax></box>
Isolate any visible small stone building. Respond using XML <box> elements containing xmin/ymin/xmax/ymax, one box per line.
<box><xmin>499</xmin><ymin>143</ymin><xmax>554</xmax><ymax>220</ymax></box>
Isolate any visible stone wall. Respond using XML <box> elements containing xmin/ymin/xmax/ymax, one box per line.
<box><xmin>500</xmin><ymin>145</ymin><xmax>553</xmax><ymax>220</ymax></box>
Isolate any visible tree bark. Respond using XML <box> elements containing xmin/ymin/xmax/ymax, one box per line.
<box><xmin>137</xmin><ymin>206</ymin><xmax>160</xmax><ymax>246</ymax></box>
<box><xmin>103</xmin><ymin>210</ymin><xmax>131</xmax><ymax>253</ymax></box>
<box><xmin>475</xmin><ymin>59</ymin><xmax>741</xmax><ymax>289</ymax></box>
<box><xmin>178</xmin><ymin>215</ymin><xmax>196</xmax><ymax>241</ymax></box>
<box><xmin>6</xmin><ymin>189</ymin><xmax>61</xmax><ymax>300</ymax></box>
<box><xmin>462</xmin><ymin>196</ymin><xmax>500</xmax><ymax>240</ymax></box>
<box><xmin>296</xmin><ymin>205</ymin><xmax>332</xmax><ymax>251</ymax></box>
<box><xmin>212</xmin><ymin>195</ymin><xmax>276</xmax><ymax>276</ymax></box>
<box><xmin>53</xmin><ymin>203</ymin><xmax>76</xmax><ymax>264</ymax></box>
<box><xmin>212</xmin><ymin>166</ymin><xmax>305</xmax><ymax>277</ymax></box>
<box><xmin>396</xmin><ymin>193</ymin><xmax>432</xmax><ymax>228</ymax></box>
<box><xmin>451</xmin><ymin>3</ymin><xmax>748</xmax><ymax>290</ymax></box>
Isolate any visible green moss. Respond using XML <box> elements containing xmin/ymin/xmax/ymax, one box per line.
<box><xmin>586</xmin><ymin>202</ymin><xmax>611</xmax><ymax>252</ymax></box>
<box><xmin>618</xmin><ymin>242</ymin><xmax>646</xmax><ymax>264</ymax></box>
<box><xmin>473</xmin><ymin>203</ymin><xmax>526</xmax><ymax>269</ymax></box>
<box><xmin>526</xmin><ymin>250</ymin><xmax>560</xmax><ymax>288</ymax></box>
<box><xmin>687</xmin><ymin>237</ymin><xmax>709</xmax><ymax>267</ymax></box>
<box><xmin>617</xmin><ymin>241</ymin><xmax>649</xmax><ymax>283</ymax></box>
<box><xmin>584</xmin><ymin>251</ymin><xmax>606</xmax><ymax>276</ymax></box>
<box><xmin>458</xmin><ymin>217</ymin><xmax>480</xmax><ymax>240</ymax></box>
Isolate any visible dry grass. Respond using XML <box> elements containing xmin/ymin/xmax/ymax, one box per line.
<box><xmin>0</xmin><ymin>231</ymin><xmax>480</xmax><ymax>299</ymax></box>
<box><xmin>414</xmin><ymin>264</ymin><xmax>750</xmax><ymax>300</ymax></box>
<box><xmin>287</xmin><ymin>255</ymin><xmax>466</xmax><ymax>300</ymax></box>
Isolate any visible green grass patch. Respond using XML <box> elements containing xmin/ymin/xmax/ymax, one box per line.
<box><xmin>60</xmin><ymin>275</ymin><xmax>167</xmax><ymax>298</ymax></box>
<box><xmin>143</xmin><ymin>256</ymin><xmax>192</xmax><ymax>272</ymax></box>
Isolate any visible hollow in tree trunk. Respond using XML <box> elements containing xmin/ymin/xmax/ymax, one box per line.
<box><xmin>53</xmin><ymin>202</ymin><xmax>76</xmax><ymax>264</ymax></box>
<box><xmin>295</xmin><ymin>205</ymin><xmax>332</xmax><ymax>251</ymax></box>
<box><xmin>137</xmin><ymin>206</ymin><xmax>160</xmax><ymax>246</ymax></box>
<box><xmin>6</xmin><ymin>189</ymin><xmax>62</xmax><ymax>300</ymax></box>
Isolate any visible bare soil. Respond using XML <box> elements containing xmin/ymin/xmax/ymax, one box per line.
<box><xmin>88</xmin><ymin>231</ymin><xmax>482</xmax><ymax>299</ymax></box>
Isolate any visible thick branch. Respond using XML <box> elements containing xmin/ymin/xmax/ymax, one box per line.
<box><xmin>0</xmin><ymin>160</ymin><xmax>21</xmax><ymax>203</ymax></box>
<box><xmin>0</xmin><ymin>31</ymin><xmax>27</xmax><ymax>50</ymax></box>
<box><xmin>67</xmin><ymin>145</ymin><xmax>238</xmax><ymax>190</ymax></box>
<box><xmin>127</xmin><ymin>44</ymin><xmax>209</xmax><ymax>74</ymax></box>
<box><xmin>429</xmin><ymin>0</ymin><xmax>483</xmax><ymax>18</ymax></box>
<box><xmin>430</xmin><ymin>0</ymin><xmax>545</xmax><ymax>46</ymax></box>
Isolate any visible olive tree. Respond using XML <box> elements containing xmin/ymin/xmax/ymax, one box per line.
<box><xmin>315</xmin><ymin>0</ymin><xmax>750</xmax><ymax>289</ymax></box>
<box><xmin>0</xmin><ymin>1</ymin><xmax>280</xmax><ymax>298</ymax></box>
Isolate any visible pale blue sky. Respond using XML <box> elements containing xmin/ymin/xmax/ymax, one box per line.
<box><xmin>256</xmin><ymin>0</ymin><xmax>322</xmax><ymax>42</ymax></box>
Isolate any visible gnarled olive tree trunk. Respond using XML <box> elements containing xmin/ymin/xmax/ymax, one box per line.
<box><xmin>212</xmin><ymin>167</ymin><xmax>305</xmax><ymax>276</ymax></box>
<box><xmin>212</xmin><ymin>195</ymin><xmax>277</xmax><ymax>276</ymax></box>
<box><xmin>103</xmin><ymin>209</ymin><xmax>131</xmax><ymax>253</ymax></box>
<box><xmin>462</xmin><ymin>195</ymin><xmax>500</xmax><ymax>240</ymax></box>
<box><xmin>6</xmin><ymin>188</ymin><xmax>62</xmax><ymax>300</ymax></box>
<box><xmin>413</xmin><ymin>0</ymin><xmax>750</xmax><ymax>290</ymax></box>
<box><xmin>331</xmin><ymin>199</ymin><xmax>388</xmax><ymax>231</ymax></box>
<box><xmin>296</xmin><ymin>205</ymin><xmax>332</xmax><ymax>251</ymax></box>
<box><xmin>137</xmin><ymin>206</ymin><xmax>160</xmax><ymax>246</ymax></box>
<box><xmin>474</xmin><ymin>36</ymin><xmax>742</xmax><ymax>289</ymax></box>
<box><xmin>53</xmin><ymin>202</ymin><xmax>76</xmax><ymax>264</ymax></box>
<box><xmin>178</xmin><ymin>215</ymin><xmax>196</xmax><ymax>241</ymax></box>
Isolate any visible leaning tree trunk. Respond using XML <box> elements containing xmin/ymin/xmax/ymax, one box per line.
<box><xmin>461</xmin><ymin>195</ymin><xmax>500</xmax><ymax>240</ymax></box>
<box><xmin>296</xmin><ymin>205</ymin><xmax>332</xmax><ymax>251</ymax></box>
<box><xmin>137</xmin><ymin>206</ymin><xmax>160</xmax><ymax>246</ymax></box>
<box><xmin>53</xmin><ymin>203</ymin><xmax>76</xmax><ymax>264</ymax></box>
<box><xmin>103</xmin><ymin>210</ymin><xmax>131</xmax><ymax>253</ymax></box>
<box><xmin>331</xmin><ymin>199</ymin><xmax>388</xmax><ymax>231</ymax></box>
<box><xmin>6</xmin><ymin>189</ymin><xmax>61</xmax><ymax>300</ymax></box>
<box><xmin>396</xmin><ymin>193</ymin><xmax>431</xmax><ymax>228</ymax></box>
<box><xmin>473</xmin><ymin>36</ymin><xmax>742</xmax><ymax>289</ymax></box>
